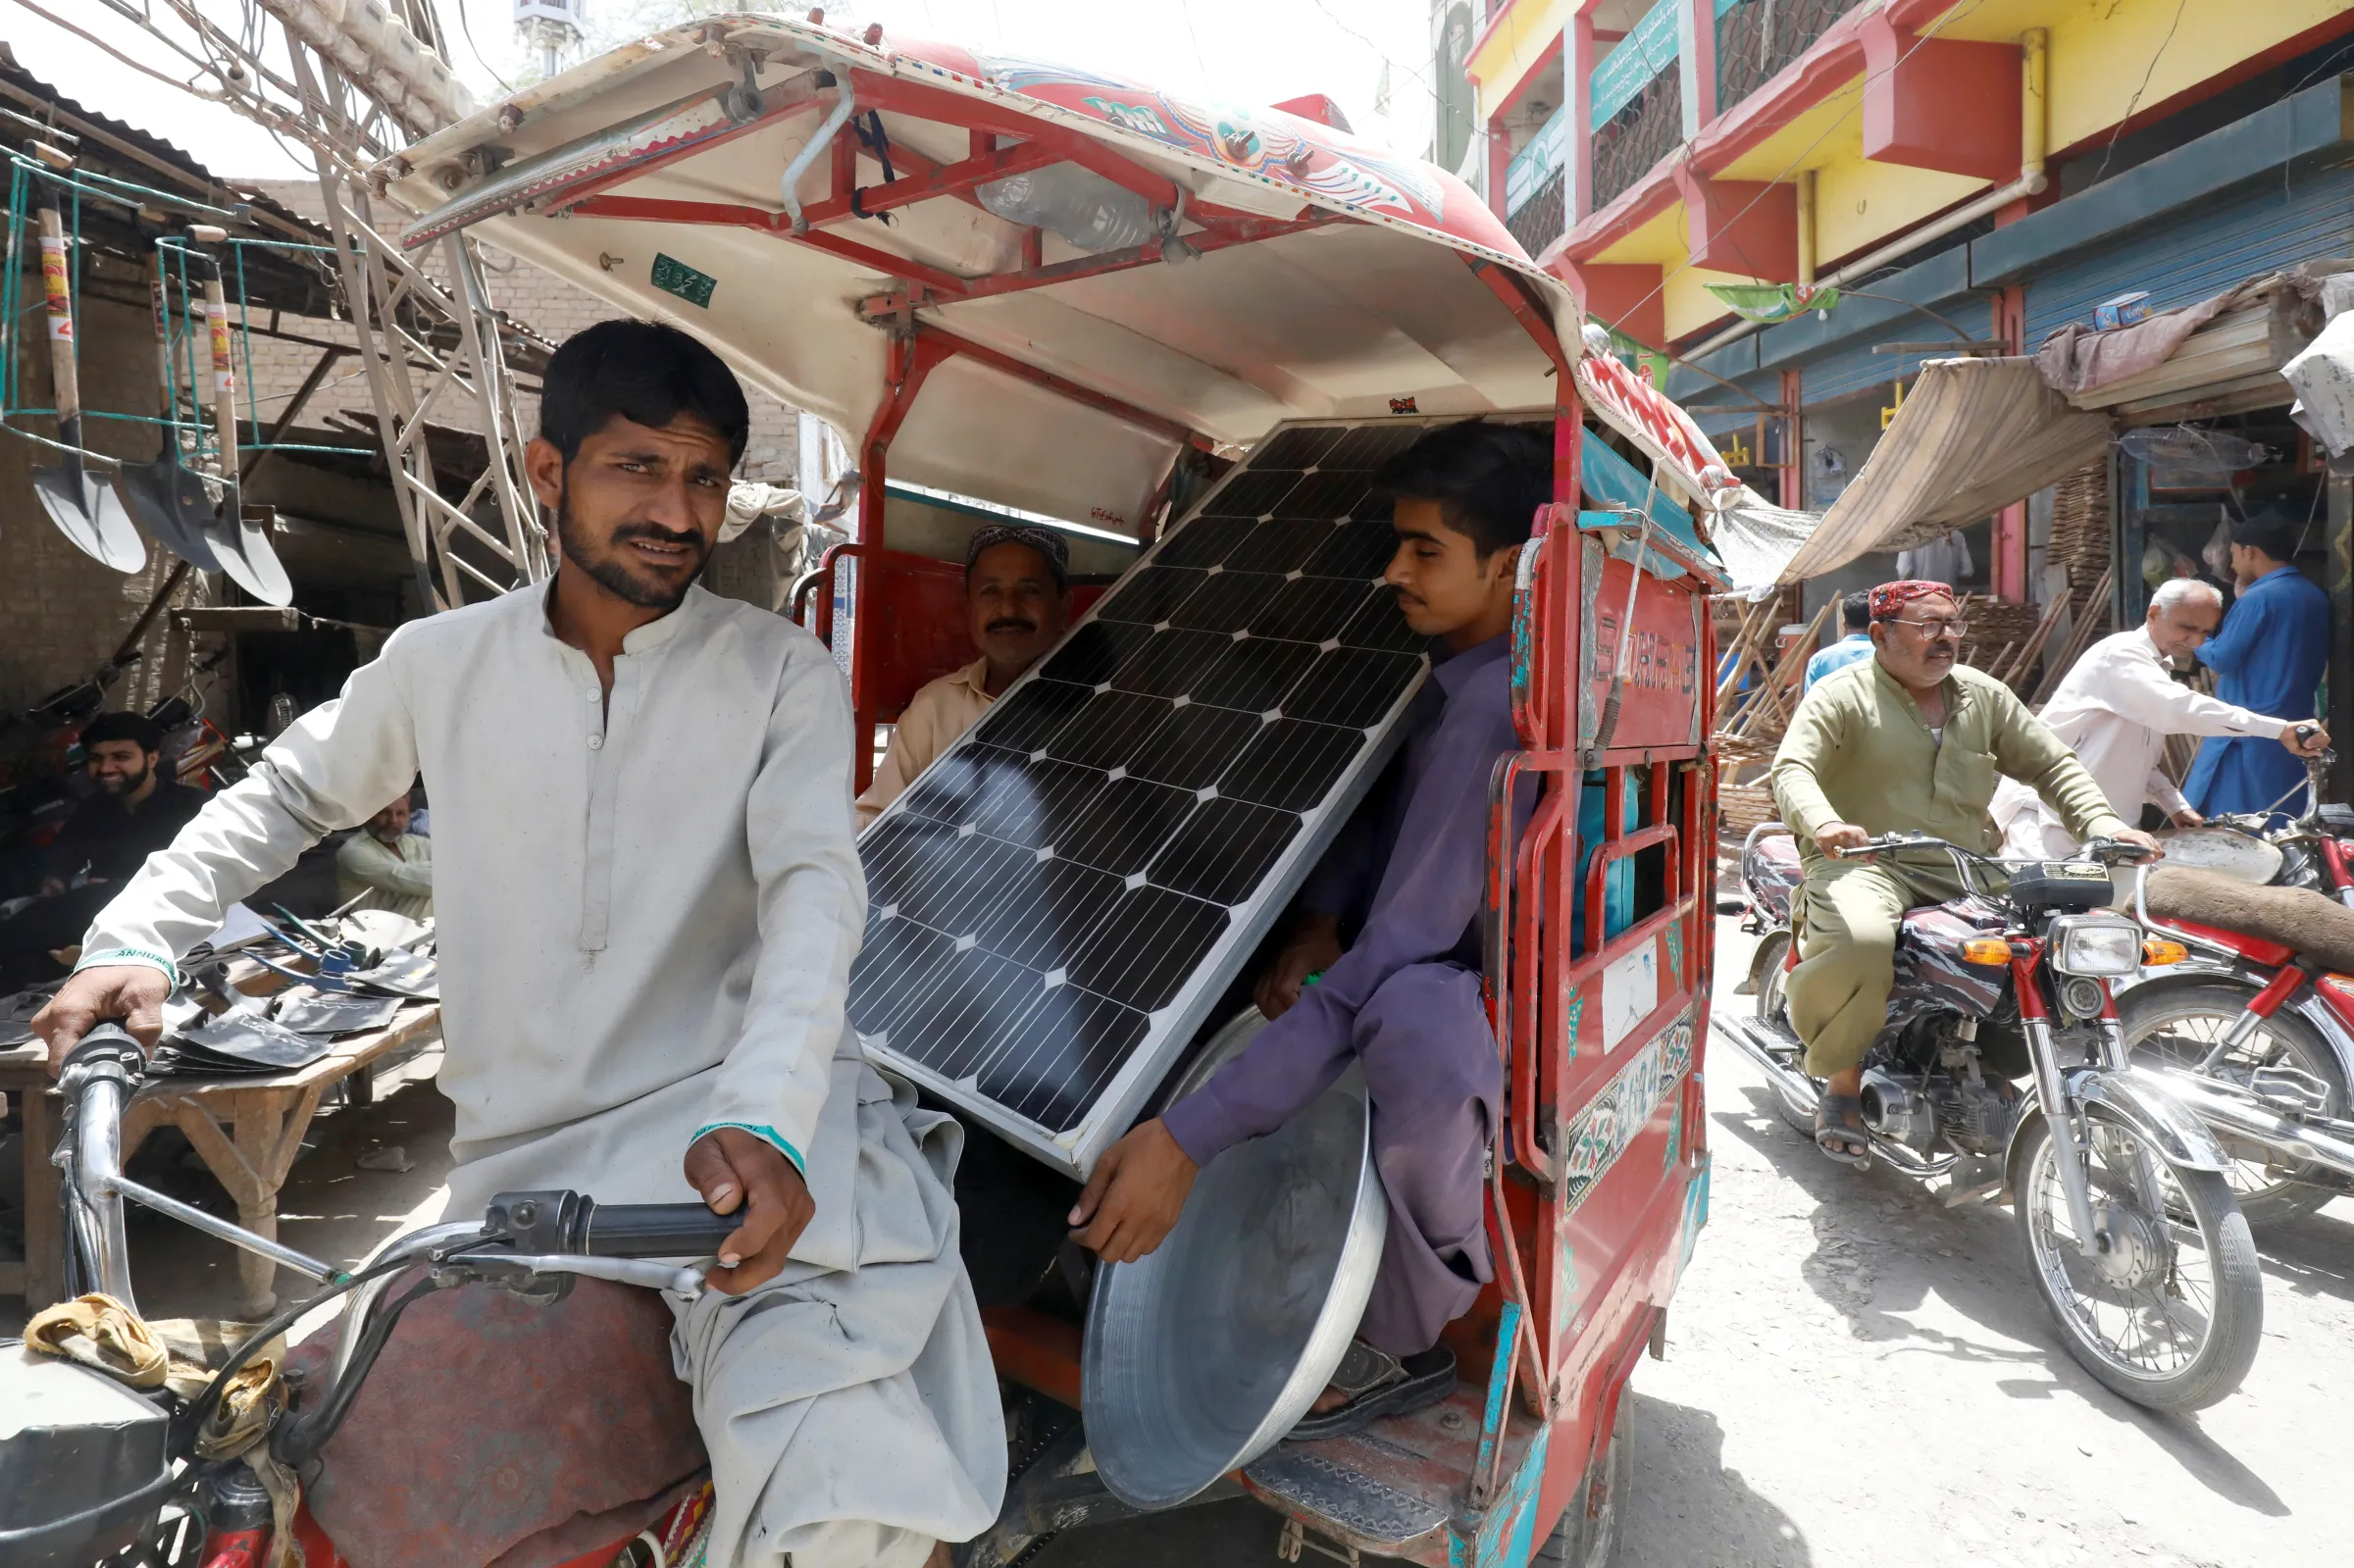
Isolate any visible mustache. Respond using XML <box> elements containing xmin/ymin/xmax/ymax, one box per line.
<box><xmin>985</xmin><ymin>617</ymin><xmax>1038</xmax><ymax>634</ymax></box>
<box><xmin>608</xmin><ymin>521</ymin><xmax>707</xmax><ymax>552</ymax></box>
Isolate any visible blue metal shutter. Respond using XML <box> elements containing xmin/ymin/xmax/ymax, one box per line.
<box><xmin>2024</xmin><ymin>165</ymin><xmax>2354</xmax><ymax>343</ymax></box>
<box><xmin>1798</xmin><ymin>340</ymin><xmax>1945</xmax><ymax>408</ymax></box>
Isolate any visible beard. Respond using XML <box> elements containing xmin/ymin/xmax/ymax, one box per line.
<box><xmin>96</xmin><ymin>761</ymin><xmax>149</xmax><ymax>797</ymax></box>
<box><xmin>554</xmin><ymin>481</ymin><xmax>709</xmax><ymax>611</ymax></box>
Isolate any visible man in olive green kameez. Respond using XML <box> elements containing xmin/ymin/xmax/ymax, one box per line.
<box><xmin>1768</xmin><ymin>582</ymin><xmax>2157</xmax><ymax>1161</ymax></box>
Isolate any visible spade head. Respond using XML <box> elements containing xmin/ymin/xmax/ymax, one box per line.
<box><xmin>117</xmin><ymin>456</ymin><xmax>226</xmax><ymax>572</ymax></box>
<box><xmin>32</xmin><ymin>465</ymin><xmax>147</xmax><ymax>573</ymax></box>
<box><xmin>205</xmin><ymin>501</ymin><xmax>293</xmax><ymax>607</ymax></box>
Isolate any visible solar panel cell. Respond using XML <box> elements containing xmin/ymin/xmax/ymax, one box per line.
<box><xmin>1038</xmin><ymin>621</ymin><xmax>1152</xmax><ymax>683</ymax></box>
<box><xmin>1220</xmin><ymin>517</ymin><xmax>1336</xmax><ymax>574</ymax></box>
<box><xmin>1151</xmin><ymin>513</ymin><xmax>1256</xmax><ymax>569</ymax></box>
<box><xmin>1096</xmin><ymin>566</ymin><xmax>1206</xmax><ymax>624</ymax></box>
<box><xmin>1302</xmin><ymin>517</ymin><xmax>1401</xmax><ymax>581</ymax></box>
<box><xmin>1281</xmin><ymin>647</ymin><xmax>1426</xmax><ymax>729</ymax></box>
<box><xmin>1250</xmin><ymin>425</ymin><xmax>1347</xmax><ymax>469</ymax></box>
<box><xmin>1168</xmin><ymin>570</ymin><xmax>1286</xmax><ymax>633</ymax></box>
<box><xmin>1197</xmin><ymin>467</ymin><xmax>1302</xmax><ymax>518</ymax></box>
<box><xmin>1218</xmin><ymin>717</ymin><xmax>1363</xmax><ymax>812</ymax></box>
<box><xmin>1148</xmin><ymin>795</ymin><xmax>1303</xmax><ymax>906</ymax></box>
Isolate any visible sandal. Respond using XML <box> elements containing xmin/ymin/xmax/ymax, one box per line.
<box><xmin>1288</xmin><ymin>1340</ymin><xmax>1458</xmax><ymax>1442</ymax></box>
<box><xmin>1814</xmin><ymin>1093</ymin><xmax>1870</xmax><ymax>1167</ymax></box>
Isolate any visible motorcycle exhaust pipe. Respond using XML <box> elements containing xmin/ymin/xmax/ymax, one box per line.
<box><xmin>1716</xmin><ymin>1015</ymin><xmax>1820</xmax><ymax>1116</ymax></box>
<box><xmin>2146</xmin><ymin>1065</ymin><xmax>2354</xmax><ymax>1182</ymax></box>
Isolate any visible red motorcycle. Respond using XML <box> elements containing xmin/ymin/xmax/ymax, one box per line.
<box><xmin>2113</xmin><ymin>756</ymin><xmax>2354</xmax><ymax>1228</ymax></box>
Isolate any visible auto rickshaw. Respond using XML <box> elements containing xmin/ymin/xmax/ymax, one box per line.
<box><xmin>377</xmin><ymin>15</ymin><xmax>1728</xmax><ymax>1564</ymax></box>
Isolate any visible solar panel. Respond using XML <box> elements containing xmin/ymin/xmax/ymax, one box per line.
<box><xmin>849</xmin><ymin>416</ymin><xmax>1473</xmax><ymax>1177</ymax></box>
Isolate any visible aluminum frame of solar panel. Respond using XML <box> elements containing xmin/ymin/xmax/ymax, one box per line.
<box><xmin>849</xmin><ymin>414</ymin><xmax>1521</xmax><ymax>1178</ymax></box>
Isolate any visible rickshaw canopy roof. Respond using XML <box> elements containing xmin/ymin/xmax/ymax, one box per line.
<box><xmin>387</xmin><ymin>15</ymin><xmax>1599</xmax><ymax>534</ymax></box>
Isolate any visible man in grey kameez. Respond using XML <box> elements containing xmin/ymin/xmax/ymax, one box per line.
<box><xmin>37</xmin><ymin>321</ymin><xmax>1004</xmax><ymax>1567</ymax></box>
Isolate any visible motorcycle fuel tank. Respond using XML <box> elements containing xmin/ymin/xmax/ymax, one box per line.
<box><xmin>0</xmin><ymin>1346</ymin><xmax>170</xmax><ymax>1563</ymax></box>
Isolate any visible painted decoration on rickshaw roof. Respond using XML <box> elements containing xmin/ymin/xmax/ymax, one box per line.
<box><xmin>974</xmin><ymin>54</ymin><xmax>1453</xmax><ymax>229</ymax></box>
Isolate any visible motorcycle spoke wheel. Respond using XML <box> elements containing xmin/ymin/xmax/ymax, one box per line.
<box><xmin>2013</xmin><ymin>1108</ymin><xmax>2263</xmax><ymax>1412</ymax></box>
<box><xmin>2117</xmin><ymin>983</ymin><xmax>2348</xmax><ymax>1227</ymax></box>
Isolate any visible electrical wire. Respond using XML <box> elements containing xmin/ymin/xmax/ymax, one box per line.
<box><xmin>4</xmin><ymin>0</ymin><xmax>220</xmax><ymax>97</ymax></box>
<box><xmin>455</xmin><ymin>0</ymin><xmax>517</xmax><ymax>95</ymax></box>
<box><xmin>2087</xmin><ymin>0</ymin><xmax>2192</xmax><ymax>189</ymax></box>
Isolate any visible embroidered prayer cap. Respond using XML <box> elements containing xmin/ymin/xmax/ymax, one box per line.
<box><xmin>1868</xmin><ymin>580</ymin><xmax>1955</xmax><ymax>621</ymax></box>
<box><xmin>964</xmin><ymin>523</ymin><xmax>1070</xmax><ymax>590</ymax></box>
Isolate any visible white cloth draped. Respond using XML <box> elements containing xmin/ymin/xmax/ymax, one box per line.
<box><xmin>79</xmin><ymin>582</ymin><xmax>1005</xmax><ymax>1565</ymax></box>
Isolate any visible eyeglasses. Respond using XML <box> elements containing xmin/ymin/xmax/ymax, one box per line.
<box><xmin>1889</xmin><ymin>617</ymin><xmax>1969</xmax><ymax>639</ymax></box>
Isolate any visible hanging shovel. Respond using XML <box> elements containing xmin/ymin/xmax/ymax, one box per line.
<box><xmin>28</xmin><ymin>183</ymin><xmax>145</xmax><ymax>572</ymax></box>
<box><xmin>191</xmin><ymin>241</ymin><xmax>292</xmax><ymax>606</ymax></box>
<box><xmin>115</xmin><ymin>248</ymin><xmax>226</xmax><ymax>572</ymax></box>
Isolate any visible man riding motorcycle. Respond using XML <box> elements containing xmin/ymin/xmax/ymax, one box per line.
<box><xmin>1768</xmin><ymin>581</ymin><xmax>2160</xmax><ymax>1162</ymax></box>
<box><xmin>33</xmin><ymin>321</ymin><xmax>1004</xmax><ymax>1568</ymax></box>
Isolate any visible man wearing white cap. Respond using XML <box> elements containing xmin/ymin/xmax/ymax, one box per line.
<box><xmin>856</xmin><ymin>523</ymin><xmax>1073</xmax><ymax>824</ymax></box>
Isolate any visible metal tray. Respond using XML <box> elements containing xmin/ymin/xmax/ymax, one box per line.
<box><xmin>1082</xmin><ymin>1008</ymin><xmax>1388</xmax><ymax>1509</ymax></box>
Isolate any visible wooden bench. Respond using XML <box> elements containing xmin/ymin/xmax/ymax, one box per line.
<box><xmin>3</xmin><ymin>999</ymin><xmax>440</xmax><ymax>1316</ymax></box>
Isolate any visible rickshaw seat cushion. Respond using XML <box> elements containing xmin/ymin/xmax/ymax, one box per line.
<box><xmin>287</xmin><ymin>1275</ymin><xmax>705</xmax><ymax>1568</ymax></box>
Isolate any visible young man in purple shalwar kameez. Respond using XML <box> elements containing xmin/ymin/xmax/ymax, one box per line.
<box><xmin>1068</xmin><ymin>419</ymin><xmax>1546</xmax><ymax>1436</ymax></box>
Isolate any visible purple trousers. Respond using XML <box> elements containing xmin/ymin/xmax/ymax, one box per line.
<box><xmin>1355</xmin><ymin>962</ymin><xmax>1501</xmax><ymax>1356</ymax></box>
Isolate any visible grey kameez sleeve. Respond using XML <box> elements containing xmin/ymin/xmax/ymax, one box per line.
<box><xmin>1986</xmin><ymin>684</ymin><xmax>2129</xmax><ymax>843</ymax></box>
<box><xmin>692</xmin><ymin>641</ymin><xmax>870</xmax><ymax>1174</ymax></box>
<box><xmin>78</xmin><ymin>631</ymin><xmax>423</xmax><ymax>980</ymax></box>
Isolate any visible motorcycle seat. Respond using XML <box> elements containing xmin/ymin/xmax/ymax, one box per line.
<box><xmin>287</xmin><ymin>1275</ymin><xmax>706</xmax><ymax>1568</ymax></box>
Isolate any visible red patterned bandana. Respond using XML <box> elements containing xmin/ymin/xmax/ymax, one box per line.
<box><xmin>1868</xmin><ymin>580</ymin><xmax>1954</xmax><ymax>620</ymax></box>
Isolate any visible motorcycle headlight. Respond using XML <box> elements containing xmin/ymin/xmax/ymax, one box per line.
<box><xmin>2048</xmin><ymin>914</ymin><xmax>2141</xmax><ymax>977</ymax></box>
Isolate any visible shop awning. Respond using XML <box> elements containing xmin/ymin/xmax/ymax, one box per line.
<box><xmin>1775</xmin><ymin>356</ymin><xmax>2112</xmax><ymax>584</ymax></box>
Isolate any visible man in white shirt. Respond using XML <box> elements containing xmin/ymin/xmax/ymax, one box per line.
<box><xmin>1993</xmin><ymin>578</ymin><xmax>2329</xmax><ymax>857</ymax></box>
<box><xmin>333</xmin><ymin>791</ymin><xmax>434</xmax><ymax>920</ymax></box>
<box><xmin>35</xmin><ymin>320</ymin><xmax>1002</xmax><ymax>1568</ymax></box>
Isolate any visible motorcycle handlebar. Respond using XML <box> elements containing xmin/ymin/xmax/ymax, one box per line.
<box><xmin>583</xmin><ymin>1203</ymin><xmax>742</xmax><ymax>1259</ymax></box>
<box><xmin>480</xmin><ymin>1189</ymin><xmax>739</xmax><ymax>1259</ymax></box>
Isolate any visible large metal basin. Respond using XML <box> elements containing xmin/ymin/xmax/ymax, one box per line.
<box><xmin>1083</xmin><ymin>1008</ymin><xmax>1388</xmax><ymax>1510</ymax></box>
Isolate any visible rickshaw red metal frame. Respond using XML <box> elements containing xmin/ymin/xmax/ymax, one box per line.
<box><xmin>815</xmin><ymin>275</ymin><xmax>1714</xmax><ymax>1564</ymax></box>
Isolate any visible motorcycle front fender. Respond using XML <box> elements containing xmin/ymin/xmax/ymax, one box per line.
<box><xmin>2042</xmin><ymin>1067</ymin><xmax>2236</xmax><ymax>1174</ymax></box>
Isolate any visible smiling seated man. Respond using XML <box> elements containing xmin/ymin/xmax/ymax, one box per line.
<box><xmin>1067</xmin><ymin>418</ymin><xmax>1544</xmax><ymax>1437</ymax></box>
<box><xmin>857</xmin><ymin>524</ymin><xmax>1072</xmax><ymax>825</ymax></box>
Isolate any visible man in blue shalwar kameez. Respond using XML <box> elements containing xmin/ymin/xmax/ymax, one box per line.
<box><xmin>1066</xmin><ymin>420</ymin><xmax>1554</xmax><ymax>1439</ymax></box>
<box><xmin>2183</xmin><ymin>514</ymin><xmax>2329</xmax><ymax>822</ymax></box>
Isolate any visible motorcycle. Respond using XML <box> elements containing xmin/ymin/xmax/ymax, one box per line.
<box><xmin>1720</xmin><ymin>830</ymin><xmax>2265</xmax><ymax>1413</ymax></box>
<box><xmin>2111</xmin><ymin>745</ymin><xmax>2354</xmax><ymax>1227</ymax></box>
<box><xmin>2</xmin><ymin>1025</ymin><xmax>733</xmax><ymax>1567</ymax></box>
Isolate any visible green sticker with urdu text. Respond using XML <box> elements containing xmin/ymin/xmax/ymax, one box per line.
<box><xmin>651</xmin><ymin>253</ymin><xmax>717</xmax><ymax>309</ymax></box>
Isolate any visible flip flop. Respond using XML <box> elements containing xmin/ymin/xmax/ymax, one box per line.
<box><xmin>1288</xmin><ymin>1340</ymin><xmax>1457</xmax><ymax>1442</ymax></box>
<box><xmin>1815</xmin><ymin>1092</ymin><xmax>1870</xmax><ymax>1168</ymax></box>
